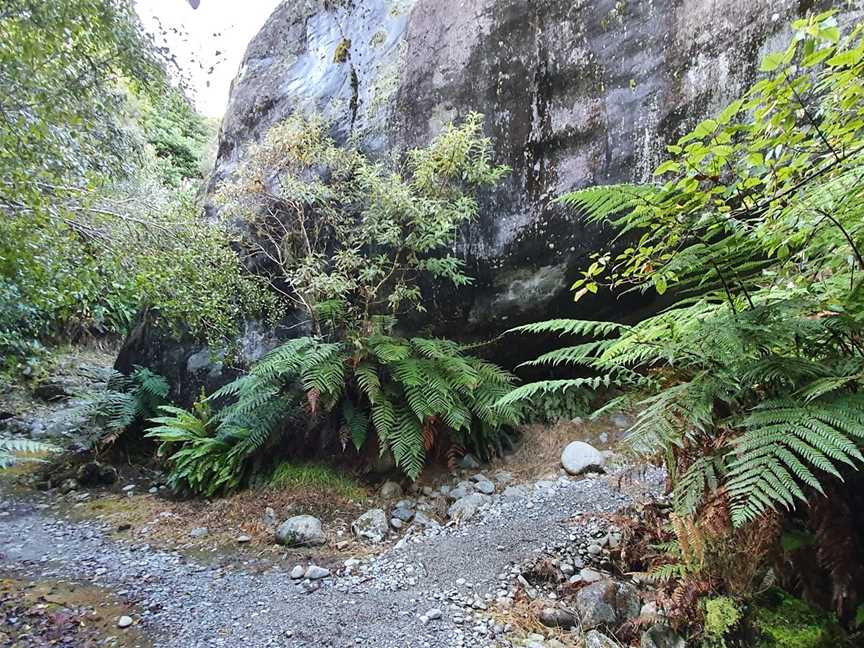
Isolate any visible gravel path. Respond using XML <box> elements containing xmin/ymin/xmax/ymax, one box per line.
<box><xmin>0</xmin><ymin>471</ymin><xmax>662</xmax><ymax>647</ymax></box>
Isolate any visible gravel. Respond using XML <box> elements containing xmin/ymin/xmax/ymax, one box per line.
<box><xmin>0</xmin><ymin>466</ymin><xmax>663</xmax><ymax>647</ymax></box>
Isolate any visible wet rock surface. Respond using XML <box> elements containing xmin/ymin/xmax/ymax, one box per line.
<box><xmin>0</xmin><ymin>465</ymin><xmax>664</xmax><ymax>647</ymax></box>
<box><xmin>205</xmin><ymin>0</ymin><xmax>848</xmax><ymax>348</ymax></box>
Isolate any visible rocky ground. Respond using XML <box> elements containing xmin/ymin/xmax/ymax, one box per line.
<box><xmin>0</xmin><ymin>460</ymin><xmax>667</xmax><ymax>648</ymax></box>
<box><xmin>1</xmin><ymin>351</ymin><xmax>673</xmax><ymax>647</ymax></box>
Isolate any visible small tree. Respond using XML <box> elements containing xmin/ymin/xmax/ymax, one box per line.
<box><xmin>215</xmin><ymin>112</ymin><xmax>508</xmax><ymax>338</ymax></box>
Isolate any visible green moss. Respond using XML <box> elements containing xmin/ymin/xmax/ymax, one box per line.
<box><xmin>704</xmin><ymin>596</ymin><xmax>741</xmax><ymax>643</ymax></box>
<box><xmin>333</xmin><ymin>38</ymin><xmax>351</xmax><ymax>64</ymax></box>
<box><xmin>753</xmin><ymin>589</ymin><xmax>843</xmax><ymax>648</ymax></box>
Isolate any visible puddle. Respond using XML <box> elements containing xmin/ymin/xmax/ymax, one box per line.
<box><xmin>0</xmin><ymin>576</ymin><xmax>150</xmax><ymax>647</ymax></box>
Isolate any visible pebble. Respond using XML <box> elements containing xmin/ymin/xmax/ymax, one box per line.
<box><xmin>117</xmin><ymin>615</ymin><xmax>133</xmax><ymax>628</ymax></box>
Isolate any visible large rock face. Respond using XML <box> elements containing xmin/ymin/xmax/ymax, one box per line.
<box><xmin>209</xmin><ymin>0</ymin><xmax>850</xmax><ymax>338</ymax></box>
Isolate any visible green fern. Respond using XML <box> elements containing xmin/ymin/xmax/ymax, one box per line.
<box><xmin>68</xmin><ymin>366</ymin><xmax>169</xmax><ymax>441</ymax></box>
<box><xmin>726</xmin><ymin>396</ymin><xmax>864</xmax><ymax>526</ymax></box>
<box><xmin>160</xmin><ymin>334</ymin><xmax>522</xmax><ymax>491</ymax></box>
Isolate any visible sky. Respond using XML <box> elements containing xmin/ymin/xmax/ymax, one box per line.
<box><xmin>135</xmin><ymin>0</ymin><xmax>283</xmax><ymax>117</ymax></box>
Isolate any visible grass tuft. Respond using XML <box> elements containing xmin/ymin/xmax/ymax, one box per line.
<box><xmin>268</xmin><ymin>462</ymin><xmax>366</xmax><ymax>500</ymax></box>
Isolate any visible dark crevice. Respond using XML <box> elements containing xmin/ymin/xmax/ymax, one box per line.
<box><xmin>349</xmin><ymin>65</ymin><xmax>359</xmax><ymax>131</ymax></box>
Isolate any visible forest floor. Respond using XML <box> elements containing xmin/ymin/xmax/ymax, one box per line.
<box><xmin>0</xmin><ymin>466</ymin><xmax>663</xmax><ymax>648</ymax></box>
<box><xmin>0</xmin><ymin>349</ymin><xmax>664</xmax><ymax>647</ymax></box>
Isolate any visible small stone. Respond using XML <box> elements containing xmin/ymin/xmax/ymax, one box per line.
<box><xmin>276</xmin><ymin>515</ymin><xmax>326</xmax><ymax>547</ymax></box>
<box><xmin>641</xmin><ymin>624</ymin><xmax>685</xmax><ymax>648</ymax></box>
<box><xmin>561</xmin><ymin>441</ymin><xmax>605</xmax><ymax>475</ymax></box>
<box><xmin>290</xmin><ymin>565</ymin><xmax>305</xmax><ymax>579</ymax></box>
<box><xmin>122</xmin><ymin>484</ymin><xmax>136</xmax><ymax>492</ymax></box>
<box><xmin>391</xmin><ymin>506</ymin><xmax>414</xmax><ymax>522</ymax></box>
<box><xmin>426</xmin><ymin>608</ymin><xmax>442</xmax><ymax>620</ymax></box>
<box><xmin>351</xmin><ymin>509</ymin><xmax>389</xmax><ymax>543</ymax></box>
<box><xmin>378</xmin><ymin>480</ymin><xmax>403</xmax><ymax>498</ymax></box>
<box><xmin>457</xmin><ymin>453</ymin><xmax>480</xmax><ymax>469</ymax></box>
<box><xmin>236</xmin><ymin>535</ymin><xmax>252</xmax><ymax>543</ymax></box>
<box><xmin>539</xmin><ymin>607</ymin><xmax>578</xmax><ymax>628</ymax></box>
<box><xmin>390</xmin><ymin>518</ymin><xmax>403</xmax><ymax>529</ymax></box>
<box><xmin>148</xmin><ymin>487</ymin><xmax>158</xmax><ymax>494</ymax></box>
<box><xmin>59</xmin><ymin>479</ymin><xmax>78</xmax><ymax>495</ymax></box>
<box><xmin>117</xmin><ymin>616</ymin><xmax>133</xmax><ymax>629</ymax></box>
<box><xmin>585</xmin><ymin>629</ymin><xmax>618</xmax><ymax>648</ymax></box>
<box><xmin>475</xmin><ymin>480</ymin><xmax>495</xmax><ymax>495</ymax></box>
<box><xmin>448</xmin><ymin>493</ymin><xmax>491</xmax><ymax>522</ymax></box>
<box><xmin>580</xmin><ymin>568</ymin><xmax>604</xmax><ymax>583</ymax></box>
<box><xmin>304</xmin><ymin>565</ymin><xmax>330</xmax><ymax>580</ymax></box>
<box><xmin>189</xmin><ymin>527</ymin><xmax>209</xmax><ymax>538</ymax></box>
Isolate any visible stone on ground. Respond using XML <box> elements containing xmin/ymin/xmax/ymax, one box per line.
<box><xmin>575</xmin><ymin>579</ymin><xmax>640</xmax><ymax>629</ymax></box>
<box><xmin>539</xmin><ymin>606</ymin><xmax>578</xmax><ymax>628</ymax></box>
<box><xmin>275</xmin><ymin>515</ymin><xmax>326</xmax><ymax>546</ymax></box>
<box><xmin>448</xmin><ymin>493</ymin><xmax>491</xmax><ymax>522</ymax></box>
<box><xmin>352</xmin><ymin>509</ymin><xmax>389</xmax><ymax>543</ymax></box>
<box><xmin>561</xmin><ymin>440</ymin><xmax>605</xmax><ymax>475</ymax></box>
<box><xmin>584</xmin><ymin>629</ymin><xmax>618</xmax><ymax>648</ymax></box>
<box><xmin>641</xmin><ymin>624</ymin><xmax>686</xmax><ymax>648</ymax></box>
<box><xmin>378</xmin><ymin>481</ymin><xmax>403</xmax><ymax>498</ymax></box>
<box><xmin>304</xmin><ymin>565</ymin><xmax>330</xmax><ymax>580</ymax></box>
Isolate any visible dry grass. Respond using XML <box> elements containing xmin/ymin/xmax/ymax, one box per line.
<box><xmin>75</xmin><ymin>483</ymin><xmax>378</xmax><ymax>566</ymax></box>
<box><xmin>499</xmin><ymin>417</ymin><xmax>624</xmax><ymax>482</ymax></box>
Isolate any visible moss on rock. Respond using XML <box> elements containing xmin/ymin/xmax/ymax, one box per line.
<box><xmin>753</xmin><ymin>589</ymin><xmax>843</xmax><ymax>648</ymax></box>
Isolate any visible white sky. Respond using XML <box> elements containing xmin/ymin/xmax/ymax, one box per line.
<box><xmin>135</xmin><ymin>0</ymin><xmax>283</xmax><ymax>117</ymax></box>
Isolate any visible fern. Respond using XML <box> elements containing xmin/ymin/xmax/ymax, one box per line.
<box><xmin>157</xmin><ymin>334</ymin><xmax>522</xmax><ymax>490</ymax></box>
<box><xmin>0</xmin><ymin>436</ymin><xmax>60</xmax><ymax>468</ymax></box>
<box><xmin>66</xmin><ymin>366</ymin><xmax>169</xmax><ymax>443</ymax></box>
<box><xmin>726</xmin><ymin>396</ymin><xmax>864</xmax><ymax>526</ymax></box>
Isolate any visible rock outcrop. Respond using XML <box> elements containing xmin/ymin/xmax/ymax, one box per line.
<box><xmin>120</xmin><ymin>0</ymin><xmax>862</xmax><ymax>395</ymax></box>
<box><xmin>209</xmin><ymin>0</ymin><xmax>847</xmax><ymax>338</ymax></box>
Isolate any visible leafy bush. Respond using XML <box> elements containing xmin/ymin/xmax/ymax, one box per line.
<box><xmin>146</xmin><ymin>400</ymin><xmax>247</xmax><ymax>497</ymax></box>
<box><xmin>214</xmin><ymin>335</ymin><xmax>519</xmax><ymax>480</ymax></box>
<box><xmin>148</xmin><ymin>113</ymin><xmax>522</xmax><ymax>493</ymax></box>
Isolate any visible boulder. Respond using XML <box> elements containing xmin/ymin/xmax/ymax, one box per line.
<box><xmin>575</xmin><ymin>579</ymin><xmax>640</xmax><ymax>630</ymax></box>
<box><xmin>351</xmin><ymin>509</ymin><xmax>389</xmax><ymax>543</ymax></box>
<box><xmin>448</xmin><ymin>493</ymin><xmax>491</xmax><ymax>522</ymax></box>
<box><xmin>275</xmin><ymin>515</ymin><xmax>326</xmax><ymax>546</ymax></box>
<box><xmin>116</xmin><ymin>0</ymin><xmax>863</xmax><ymax>403</ymax></box>
<box><xmin>202</xmin><ymin>0</ymin><xmax>847</xmax><ymax>353</ymax></box>
<box><xmin>561</xmin><ymin>441</ymin><xmax>605</xmax><ymax>476</ymax></box>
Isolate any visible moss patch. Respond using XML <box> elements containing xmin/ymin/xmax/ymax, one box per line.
<box><xmin>704</xmin><ymin>596</ymin><xmax>741</xmax><ymax>643</ymax></box>
<box><xmin>753</xmin><ymin>589</ymin><xmax>844</xmax><ymax>648</ymax></box>
<box><xmin>333</xmin><ymin>38</ymin><xmax>351</xmax><ymax>63</ymax></box>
